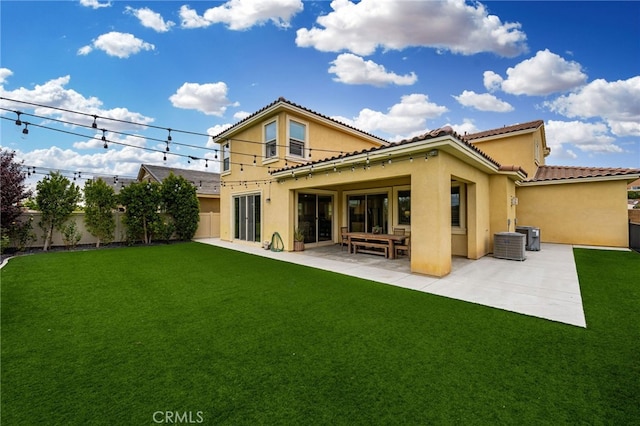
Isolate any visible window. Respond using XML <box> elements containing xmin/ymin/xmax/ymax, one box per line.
<box><xmin>451</xmin><ymin>186</ymin><xmax>460</xmax><ymax>227</ymax></box>
<box><xmin>222</xmin><ymin>143</ymin><xmax>230</xmax><ymax>172</ymax></box>
<box><xmin>398</xmin><ymin>190</ymin><xmax>411</xmax><ymax>225</ymax></box>
<box><xmin>264</xmin><ymin>121</ymin><xmax>277</xmax><ymax>159</ymax></box>
<box><xmin>289</xmin><ymin>120</ymin><xmax>306</xmax><ymax>158</ymax></box>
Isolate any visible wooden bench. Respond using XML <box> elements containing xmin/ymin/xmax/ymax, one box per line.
<box><xmin>352</xmin><ymin>241</ymin><xmax>389</xmax><ymax>257</ymax></box>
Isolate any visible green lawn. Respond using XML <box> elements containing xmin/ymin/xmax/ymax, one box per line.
<box><xmin>1</xmin><ymin>243</ymin><xmax>639</xmax><ymax>425</ymax></box>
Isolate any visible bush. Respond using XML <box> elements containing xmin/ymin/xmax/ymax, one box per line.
<box><xmin>9</xmin><ymin>216</ymin><xmax>37</xmax><ymax>251</ymax></box>
<box><xmin>61</xmin><ymin>221</ymin><xmax>82</xmax><ymax>250</ymax></box>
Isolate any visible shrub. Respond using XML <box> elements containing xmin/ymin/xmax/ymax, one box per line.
<box><xmin>61</xmin><ymin>221</ymin><xmax>82</xmax><ymax>250</ymax></box>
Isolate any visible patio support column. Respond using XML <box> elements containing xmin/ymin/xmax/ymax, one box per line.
<box><xmin>410</xmin><ymin>156</ymin><xmax>452</xmax><ymax>277</ymax></box>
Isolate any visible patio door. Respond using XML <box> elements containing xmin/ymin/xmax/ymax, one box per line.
<box><xmin>348</xmin><ymin>193</ymin><xmax>388</xmax><ymax>233</ymax></box>
<box><xmin>234</xmin><ymin>194</ymin><xmax>261</xmax><ymax>242</ymax></box>
<box><xmin>298</xmin><ymin>193</ymin><xmax>333</xmax><ymax>244</ymax></box>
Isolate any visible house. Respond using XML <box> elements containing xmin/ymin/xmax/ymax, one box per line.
<box><xmin>137</xmin><ymin>164</ymin><xmax>220</xmax><ymax>213</ymax></box>
<box><xmin>212</xmin><ymin>97</ymin><xmax>640</xmax><ymax>277</ymax></box>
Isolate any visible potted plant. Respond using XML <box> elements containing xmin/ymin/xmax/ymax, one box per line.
<box><xmin>293</xmin><ymin>227</ymin><xmax>305</xmax><ymax>251</ymax></box>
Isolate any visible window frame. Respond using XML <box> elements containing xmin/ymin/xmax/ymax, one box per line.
<box><xmin>451</xmin><ymin>183</ymin><xmax>466</xmax><ymax>234</ymax></box>
<box><xmin>263</xmin><ymin>120</ymin><xmax>278</xmax><ymax>162</ymax></box>
<box><xmin>221</xmin><ymin>142</ymin><xmax>230</xmax><ymax>174</ymax></box>
<box><xmin>286</xmin><ymin>117</ymin><xmax>308</xmax><ymax>160</ymax></box>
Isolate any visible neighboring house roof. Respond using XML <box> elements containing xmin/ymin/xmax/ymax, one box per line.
<box><xmin>465</xmin><ymin>120</ymin><xmax>545</xmax><ymax>141</ymax></box>
<box><xmin>211</xmin><ymin>97</ymin><xmax>389</xmax><ymax>146</ymax></box>
<box><xmin>527</xmin><ymin>165</ymin><xmax>640</xmax><ymax>183</ymax></box>
<box><xmin>138</xmin><ymin>164</ymin><xmax>220</xmax><ymax>196</ymax></box>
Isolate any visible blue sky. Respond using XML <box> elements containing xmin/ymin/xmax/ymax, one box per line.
<box><xmin>1</xmin><ymin>0</ymin><xmax>639</xmax><ymax>185</ymax></box>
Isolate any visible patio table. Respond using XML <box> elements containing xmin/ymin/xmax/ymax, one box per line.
<box><xmin>346</xmin><ymin>232</ymin><xmax>406</xmax><ymax>259</ymax></box>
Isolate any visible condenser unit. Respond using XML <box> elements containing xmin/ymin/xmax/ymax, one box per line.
<box><xmin>493</xmin><ymin>232</ymin><xmax>526</xmax><ymax>261</ymax></box>
<box><xmin>516</xmin><ymin>226</ymin><xmax>541</xmax><ymax>251</ymax></box>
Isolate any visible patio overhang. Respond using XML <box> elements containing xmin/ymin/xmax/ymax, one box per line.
<box><xmin>270</xmin><ymin>133</ymin><xmax>523</xmax><ymax>181</ymax></box>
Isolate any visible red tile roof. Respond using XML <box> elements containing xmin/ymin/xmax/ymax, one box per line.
<box><xmin>271</xmin><ymin>126</ymin><xmax>512</xmax><ymax>175</ymax></box>
<box><xmin>465</xmin><ymin>120</ymin><xmax>544</xmax><ymax>141</ymax></box>
<box><xmin>212</xmin><ymin>97</ymin><xmax>388</xmax><ymax>145</ymax></box>
<box><xmin>529</xmin><ymin>165</ymin><xmax>640</xmax><ymax>182</ymax></box>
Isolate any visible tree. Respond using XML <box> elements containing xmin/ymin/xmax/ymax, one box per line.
<box><xmin>0</xmin><ymin>149</ymin><xmax>32</xmax><ymax>230</ymax></box>
<box><xmin>84</xmin><ymin>178</ymin><xmax>117</xmax><ymax>247</ymax></box>
<box><xmin>35</xmin><ymin>172</ymin><xmax>82</xmax><ymax>251</ymax></box>
<box><xmin>161</xmin><ymin>173</ymin><xmax>200</xmax><ymax>240</ymax></box>
<box><xmin>118</xmin><ymin>181</ymin><xmax>162</xmax><ymax>244</ymax></box>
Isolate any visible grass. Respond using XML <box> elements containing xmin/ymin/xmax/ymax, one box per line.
<box><xmin>1</xmin><ymin>243</ymin><xmax>639</xmax><ymax>425</ymax></box>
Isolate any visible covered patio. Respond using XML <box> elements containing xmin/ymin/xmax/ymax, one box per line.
<box><xmin>197</xmin><ymin>238</ymin><xmax>587</xmax><ymax>327</ymax></box>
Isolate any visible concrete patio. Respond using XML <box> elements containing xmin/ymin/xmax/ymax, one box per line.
<box><xmin>196</xmin><ymin>238</ymin><xmax>587</xmax><ymax>327</ymax></box>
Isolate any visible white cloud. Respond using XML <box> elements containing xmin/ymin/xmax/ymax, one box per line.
<box><xmin>0</xmin><ymin>68</ymin><xmax>13</xmax><ymax>84</ymax></box>
<box><xmin>233</xmin><ymin>111</ymin><xmax>251</xmax><ymax>120</ymax></box>
<box><xmin>125</xmin><ymin>6</ymin><xmax>175</xmax><ymax>33</ymax></box>
<box><xmin>180</xmin><ymin>0</ymin><xmax>303</xmax><ymax>30</ymax></box>
<box><xmin>79</xmin><ymin>0</ymin><xmax>111</xmax><ymax>9</ymax></box>
<box><xmin>545</xmin><ymin>120</ymin><xmax>622</xmax><ymax>155</ymax></box>
<box><xmin>450</xmin><ymin>119</ymin><xmax>480</xmax><ymax>137</ymax></box>
<box><xmin>453</xmin><ymin>90</ymin><xmax>513</xmax><ymax>112</ymax></box>
<box><xmin>486</xmin><ymin>49</ymin><xmax>587</xmax><ymax>96</ymax></box>
<box><xmin>169</xmin><ymin>82</ymin><xmax>237</xmax><ymax>116</ymax></box>
<box><xmin>332</xmin><ymin>94</ymin><xmax>448</xmax><ymax>137</ymax></box>
<box><xmin>296</xmin><ymin>0</ymin><xmax>527</xmax><ymax>57</ymax></box>
<box><xmin>329</xmin><ymin>53</ymin><xmax>417</xmax><ymax>86</ymax></box>
<box><xmin>483</xmin><ymin>71</ymin><xmax>503</xmax><ymax>92</ymax></box>
<box><xmin>79</xmin><ymin>32</ymin><xmax>155</xmax><ymax>58</ymax></box>
<box><xmin>73</xmin><ymin>132</ymin><xmax>147</xmax><ymax>150</ymax></box>
<box><xmin>179</xmin><ymin>5</ymin><xmax>211</xmax><ymax>29</ymax></box>
<box><xmin>0</xmin><ymin>73</ymin><xmax>155</xmax><ymax>132</ymax></box>
<box><xmin>206</xmin><ymin>125</ymin><xmax>234</xmax><ymax>146</ymax></box>
<box><xmin>77</xmin><ymin>45</ymin><xmax>93</xmax><ymax>56</ymax></box>
<box><xmin>546</xmin><ymin>76</ymin><xmax>640</xmax><ymax>137</ymax></box>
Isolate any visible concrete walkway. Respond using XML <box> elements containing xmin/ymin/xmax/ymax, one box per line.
<box><xmin>196</xmin><ymin>238</ymin><xmax>587</xmax><ymax>328</ymax></box>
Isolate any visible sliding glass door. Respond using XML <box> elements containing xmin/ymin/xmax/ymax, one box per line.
<box><xmin>298</xmin><ymin>193</ymin><xmax>333</xmax><ymax>244</ymax></box>
<box><xmin>347</xmin><ymin>193</ymin><xmax>388</xmax><ymax>233</ymax></box>
<box><xmin>234</xmin><ymin>194</ymin><xmax>261</xmax><ymax>242</ymax></box>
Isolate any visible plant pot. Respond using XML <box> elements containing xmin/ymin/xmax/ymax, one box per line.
<box><xmin>294</xmin><ymin>241</ymin><xmax>305</xmax><ymax>251</ymax></box>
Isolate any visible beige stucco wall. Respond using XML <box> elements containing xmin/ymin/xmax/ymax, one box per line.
<box><xmin>11</xmin><ymin>211</ymin><xmax>218</xmax><ymax>249</ymax></box>
<box><xmin>471</xmin><ymin>127</ymin><xmax>545</xmax><ymax>177</ymax></box>
<box><xmin>219</xmin><ymin>109</ymin><xmax>387</xmax><ymax>244</ymax></box>
<box><xmin>516</xmin><ymin>180</ymin><xmax>629</xmax><ymax>247</ymax></box>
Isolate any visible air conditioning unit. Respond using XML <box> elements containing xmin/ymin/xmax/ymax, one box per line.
<box><xmin>516</xmin><ymin>226</ymin><xmax>541</xmax><ymax>251</ymax></box>
<box><xmin>494</xmin><ymin>232</ymin><xmax>526</xmax><ymax>261</ymax></box>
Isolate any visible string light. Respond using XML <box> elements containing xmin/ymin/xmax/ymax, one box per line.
<box><xmin>91</xmin><ymin>115</ymin><xmax>98</xmax><ymax>129</ymax></box>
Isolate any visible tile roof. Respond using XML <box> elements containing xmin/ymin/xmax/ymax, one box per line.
<box><xmin>529</xmin><ymin>165</ymin><xmax>640</xmax><ymax>182</ymax></box>
<box><xmin>212</xmin><ymin>97</ymin><xmax>388</xmax><ymax>145</ymax></box>
<box><xmin>140</xmin><ymin>164</ymin><xmax>220</xmax><ymax>195</ymax></box>
<box><xmin>271</xmin><ymin>126</ymin><xmax>513</xmax><ymax>175</ymax></box>
<box><xmin>465</xmin><ymin>120</ymin><xmax>544</xmax><ymax>141</ymax></box>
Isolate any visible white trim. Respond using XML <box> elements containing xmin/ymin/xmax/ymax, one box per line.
<box><xmin>451</xmin><ymin>182</ymin><xmax>466</xmax><ymax>234</ymax></box>
<box><xmin>212</xmin><ymin>100</ymin><xmax>388</xmax><ymax>148</ymax></box>
<box><xmin>286</xmin><ymin>115</ymin><xmax>308</xmax><ymax>159</ymax></box>
<box><xmin>392</xmin><ymin>185</ymin><xmax>411</xmax><ymax>230</ymax></box>
<box><xmin>263</xmin><ymin>119</ymin><xmax>278</xmax><ymax>161</ymax></box>
<box><xmin>519</xmin><ymin>174</ymin><xmax>640</xmax><ymax>187</ymax></box>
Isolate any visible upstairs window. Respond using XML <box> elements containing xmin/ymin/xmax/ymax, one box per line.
<box><xmin>222</xmin><ymin>143</ymin><xmax>230</xmax><ymax>172</ymax></box>
<box><xmin>264</xmin><ymin>121</ymin><xmax>277</xmax><ymax>159</ymax></box>
<box><xmin>289</xmin><ymin>120</ymin><xmax>306</xmax><ymax>158</ymax></box>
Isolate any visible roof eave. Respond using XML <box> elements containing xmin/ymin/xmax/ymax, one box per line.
<box><xmin>519</xmin><ymin>173</ymin><xmax>640</xmax><ymax>186</ymax></box>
